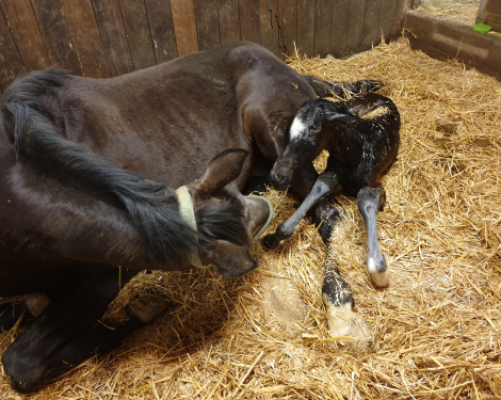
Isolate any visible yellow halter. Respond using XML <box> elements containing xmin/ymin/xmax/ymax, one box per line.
<box><xmin>175</xmin><ymin>186</ymin><xmax>208</xmax><ymax>269</ymax></box>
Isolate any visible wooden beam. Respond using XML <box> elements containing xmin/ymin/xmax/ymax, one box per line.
<box><xmin>171</xmin><ymin>0</ymin><xmax>199</xmax><ymax>56</ymax></box>
<box><xmin>296</xmin><ymin>0</ymin><xmax>315</xmax><ymax>57</ymax></box>
<box><xmin>91</xmin><ymin>0</ymin><xmax>133</xmax><ymax>76</ymax></box>
<box><xmin>217</xmin><ymin>0</ymin><xmax>240</xmax><ymax>44</ymax></box>
<box><xmin>145</xmin><ymin>0</ymin><xmax>178</xmax><ymax>63</ymax></box>
<box><xmin>0</xmin><ymin>8</ymin><xmax>26</xmax><ymax>90</ymax></box>
<box><xmin>62</xmin><ymin>0</ymin><xmax>110</xmax><ymax>77</ymax></box>
<box><xmin>194</xmin><ymin>0</ymin><xmax>221</xmax><ymax>51</ymax></box>
<box><xmin>239</xmin><ymin>0</ymin><xmax>260</xmax><ymax>43</ymax></box>
<box><xmin>278</xmin><ymin>0</ymin><xmax>296</xmax><ymax>56</ymax></box>
<box><xmin>0</xmin><ymin>0</ymin><xmax>51</xmax><ymax>71</ymax></box>
<box><xmin>259</xmin><ymin>0</ymin><xmax>279</xmax><ymax>56</ymax></box>
<box><xmin>30</xmin><ymin>0</ymin><xmax>82</xmax><ymax>74</ymax></box>
<box><xmin>119</xmin><ymin>0</ymin><xmax>157</xmax><ymax>69</ymax></box>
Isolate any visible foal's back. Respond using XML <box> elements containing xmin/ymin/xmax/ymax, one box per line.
<box><xmin>326</xmin><ymin>93</ymin><xmax>400</xmax><ymax>195</ymax></box>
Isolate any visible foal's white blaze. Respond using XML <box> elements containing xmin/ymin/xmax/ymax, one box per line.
<box><xmin>289</xmin><ymin>115</ymin><xmax>306</xmax><ymax>141</ymax></box>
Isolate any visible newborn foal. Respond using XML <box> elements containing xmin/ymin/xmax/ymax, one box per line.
<box><xmin>265</xmin><ymin>92</ymin><xmax>400</xmax><ymax>288</ymax></box>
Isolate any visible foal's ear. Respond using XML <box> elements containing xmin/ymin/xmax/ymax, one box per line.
<box><xmin>203</xmin><ymin>240</ymin><xmax>257</xmax><ymax>278</ymax></box>
<box><xmin>192</xmin><ymin>149</ymin><xmax>248</xmax><ymax>196</ymax></box>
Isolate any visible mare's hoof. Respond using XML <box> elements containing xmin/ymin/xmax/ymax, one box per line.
<box><xmin>261</xmin><ymin>233</ymin><xmax>281</xmax><ymax>250</ymax></box>
<box><xmin>323</xmin><ymin>297</ymin><xmax>372</xmax><ymax>352</ymax></box>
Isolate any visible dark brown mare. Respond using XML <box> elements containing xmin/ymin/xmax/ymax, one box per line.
<box><xmin>0</xmin><ymin>41</ymin><xmax>381</xmax><ymax>392</ymax></box>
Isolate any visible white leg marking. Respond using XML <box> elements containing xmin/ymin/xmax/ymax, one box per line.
<box><xmin>367</xmin><ymin>257</ymin><xmax>389</xmax><ymax>288</ymax></box>
<box><xmin>323</xmin><ymin>294</ymin><xmax>371</xmax><ymax>351</ymax></box>
<box><xmin>24</xmin><ymin>293</ymin><xmax>51</xmax><ymax>317</ymax></box>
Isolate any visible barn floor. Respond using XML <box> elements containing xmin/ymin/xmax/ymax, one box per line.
<box><xmin>1</xmin><ymin>37</ymin><xmax>501</xmax><ymax>399</ymax></box>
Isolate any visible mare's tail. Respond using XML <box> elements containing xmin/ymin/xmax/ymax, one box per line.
<box><xmin>303</xmin><ymin>75</ymin><xmax>384</xmax><ymax>99</ymax></box>
<box><xmin>1</xmin><ymin>70</ymin><xmax>197</xmax><ymax>266</ymax></box>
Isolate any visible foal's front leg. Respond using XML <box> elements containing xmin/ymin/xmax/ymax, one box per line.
<box><xmin>357</xmin><ymin>186</ymin><xmax>389</xmax><ymax>288</ymax></box>
<box><xmin>262</xmin><ymin>170</ymin><xmax>339</xmax><ymax>249</ymax></box>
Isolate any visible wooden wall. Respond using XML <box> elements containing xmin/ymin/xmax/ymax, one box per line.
<box><xmin>0</xmin><ymin>0</ymin><xmax>407</xmax><ymax>93</ymax></box>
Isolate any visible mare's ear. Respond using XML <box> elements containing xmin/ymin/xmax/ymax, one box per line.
<box><xmin>191</xmin><ymin>149</ymin><xmax>248</xmax><ymax>196</ymax></box>
<box><xmin>203</xmin><ymin>240</ymin><xmax>257</xmax><ymax>278</ymax></box>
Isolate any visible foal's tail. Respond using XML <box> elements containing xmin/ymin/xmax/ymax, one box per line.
<box><xmin>303</xmin><ymin>75</ymin><xmax>384</xmax><ymax>99</ymax></box>
<box><xmin>1</xmin><ymin>70</ymin><xmax>197</xmax><ymax>266</ymax></box>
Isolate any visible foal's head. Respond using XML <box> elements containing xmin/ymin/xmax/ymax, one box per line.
<box><xmin>182</xmin><ymin>149</ymin><xmax>272</xmax><ymax>278</ymax></box>
<box><xmin>270</xmin><ymin>99</ymin><xmax>353</xmax><ymax>191</ymax></box>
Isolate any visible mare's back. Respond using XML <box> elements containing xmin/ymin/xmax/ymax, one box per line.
<box><xmin>65</xmin><ymin>43</ymin><xmax>255</xmax><ymax>186</ymax></box>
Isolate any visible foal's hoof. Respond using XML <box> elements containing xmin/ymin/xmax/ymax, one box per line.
<box><xmin>261</xmin><ymin>233</ymin><xmax>281</xmax><ymax>250</ymax></box>
<box><xmin>323</xmin><ymin>296</ymin><xmax>372</xmax><ymax>352</ymax></box>
<box><xmin>367</xmin><ymin>256</ymin><xmax>389</xmax><ymax>288</ymax></box>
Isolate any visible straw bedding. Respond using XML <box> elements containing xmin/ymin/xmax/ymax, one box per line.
<box><xmin>1</xmin><ymin>37</ymin><xmax>501</xmax><ymax>399</ymax></box>
<box><xmin>413</xmin><ymin>0</ymin><xmax>481</xmax><ymax>25</ymax></box>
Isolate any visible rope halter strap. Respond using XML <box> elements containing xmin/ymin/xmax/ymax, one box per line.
<box><xmin>175</xmin><ymin>185</ymin><xmax>208</xmax><ymax>269</ymax></box>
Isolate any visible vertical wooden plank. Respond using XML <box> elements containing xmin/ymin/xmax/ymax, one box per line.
<box><xmin>259</xmin><ymin>0</ymin><xmax>279</xmax><ymax>56</ymax></box>
<box><xmin>314</xmin><ymin>0</ymin><xmax>333</xmax><ymax>57</ymax></box>
<box><xmin>217</xmin><ymin>0</ymin><xmax>240</xmax><ymax>44</ymax></box>
<box><xmin>239</xmin><ymin>0</ymin><xmax>260</xmax><ymax>43</ymax></box>
<box><xmin>119</xmin><ymin>0</ymin><xmax>156</xmax><ymax>70</ymax></box>
<box><xmin>360</xmin><ymin>0</ymin><xmax>382</xmax><ymax>51</ymax></box>
<box><xmin>0</xmin><ymin>9</ymin><xmax>26</xmax><ymax>90</ymax></box>
<box><xmin>145</xmin><ymin>0</ymin><xmax>178</xmax><ymax>63</ymax></box>
<box><xmin>346</xmin><ymin>0</ymin><xmax>367</xmax><ymax>54</ymax></box>
<box><xmin>296</xmin><ymin>0</ymin><xmax>314</xmax><ymax>57</ymax></box>
<box><xmin>91</xmin><ymin>0</ymin><xmax>132</xmax><ymax>76</ymax></box>
<box><xmin>391</xmin><ymin>0</ymin><xmax>407</xmax><ymax>36</ymax></box>
<box><xmin>193</xmin><ymin>0</ymin><xmax>221</xmax><ymax>51</ymax></box>
<box><xmin>0</xmin><ymin>0</ymin><xmax>51</xmax><ymax>72</ymax></box>
<box><xmin>171</xmin><ymin>0</ymin><xmax>199</xmax><ymax>56</ymax></box>
<box><xmin>30</xmin><ymin>0</ymin><xmax>82</xmax><ymax>74</ymax></box>
<box><xmin>62</xmin><ymin>0</ymin><xmax>110</xmax><ymax>78</ymax></box>
<box><xmin>278</xmin><ymin>0</ymin><xmax>296</xmax><ymax>56</ymax></box>
<box><xmin>330</xmin><ymin>0</ymin><xmax>351</xmax><ymax>58</ymax></box>
<box><xmin>380</xmin><ymin>0</ymin><xmax>398</xmax><ymax>40</ymax></box>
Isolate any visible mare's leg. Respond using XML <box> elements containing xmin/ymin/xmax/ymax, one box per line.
<box><xmin>357</xmin><ymin>186</ymin><xmax>389</xmax><ymax>288</ymax></box>
<box><xmin>263</xmin><ymin>170</ymin><xmax>339</xmax><ymax>249</ymax></box>
<box><xmin>1</xmin><ymin>265</ymin><xmax>169</xmax><ymax>393</ymax></box>
<box><xmin>323</xmin><ymin>227</ymin><xmax>371</xmax><ymax>350</ymax></box>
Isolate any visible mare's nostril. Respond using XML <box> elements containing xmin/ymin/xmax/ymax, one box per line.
<box><xmin>276</xmin><ymin>174</ymin><xmax>287</xmax><ymax>183</ymax></box>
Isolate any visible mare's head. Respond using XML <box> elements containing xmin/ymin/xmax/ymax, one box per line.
<box><xmin>270</xmin><ymin>99</ymin><xmax>353</xmax><ymax>191</ymax></box>
<box><xmin>183</xmin><ymin>149</ymin><xmax>272</xmax><ymax>278</ymax></box>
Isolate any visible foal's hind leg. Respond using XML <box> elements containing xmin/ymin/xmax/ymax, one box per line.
<box><xmin>357</xmin><ymin>186</ymin><xmax>389</xmax><ymax>288</ymax></box>
<box><xmin>323</xmin><ymin>221</ymin><xmax>371</xmax><ymax>350</ymax></box>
